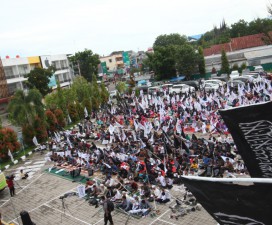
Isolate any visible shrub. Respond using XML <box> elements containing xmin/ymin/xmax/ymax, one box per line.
<box><xmin>33</xmin><ymin>116</ymin><xmax>48</xmax><ymax>143</ymax></box>
<box><xmin>45</xmin><ymin>109</ymin><xmax>57</xmax><ymax>132</ymax></box>
<box><xmin>0</xmin><ymin>127</ymin><xmax>20</xmax><ymax>158</ymax></box>
<box><xmin>22</xmin><ymin>124</ymin><xmax>35</xmax><ymax>146</ymax></box>
<box><xmin>54</xmin><ymin>109</ymin><xmax>66</xmax><ymax>128</ymax></box>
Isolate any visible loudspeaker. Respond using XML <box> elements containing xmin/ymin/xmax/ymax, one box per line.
<box><xmin>20</xmin><ymin>210</ymin><xmax>35</xmax><ymax>225</ymax></box>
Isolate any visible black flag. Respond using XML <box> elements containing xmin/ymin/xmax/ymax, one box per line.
<box><xmin>182</xmin><ymin>177</ymin><xmax>272</xmax><ymax>225</ymax></box>
<box><xmin>220</xmin><ymin>101</ymin><xmax>272</xmax><ymax>178</ymax></box>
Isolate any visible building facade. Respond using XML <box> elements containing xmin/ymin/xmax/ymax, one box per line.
<box><xmin>0</xmin><ymin>54</ymin><xmax>74</xmax><ymax>99</ymax></box>
<box><xmin>100</xmin><ymin>52</ymin><xmax>124</xmax><ymax>72</ymax></box>
<box><xmin>204</xmin><ymin>33</ymin><xmax>272</xmax><ymax>73</ymax></box>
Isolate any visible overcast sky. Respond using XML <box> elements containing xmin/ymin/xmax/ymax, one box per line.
<box><xmin>0</xmin><ymin>0</ymin><xmax>270</xmax><ymax>58</ymax></box>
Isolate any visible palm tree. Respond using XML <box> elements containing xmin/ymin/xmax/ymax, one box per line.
<box><xmin>8</xmin><ymin>89</ymin><xmax>44</xmax><ymax>126</ymax></box>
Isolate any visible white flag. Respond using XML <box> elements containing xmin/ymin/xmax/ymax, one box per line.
<box><xmin>84</xmin><ymin>107</ymin><xmax>88</xmax><ymax>118</ymax></box>
<box><xmin>8</xmin><ymin>149</ymin><xmax>14</xmax><ymax>163</ymax></box>
<box><xmin>32</xmin><ymin>136</ymin><xmax>39</xmax><ymax>146</ymax></box>
<box><xmin>139</xmin><ymin>138</ymin><xmax>146</xmax><ymax>148</ymax></box>
<box><xmin>67</xmin><ymin>137</ymin><xmax>72</xmax><ymax>148</ymax></box>
<box><xmin>68</xmin><ymin>114</ymin><xmax>72</xmax><ymax>124</ymax></box>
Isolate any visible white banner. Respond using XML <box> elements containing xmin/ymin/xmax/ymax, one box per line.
<box><xmin>77</xmin><ymin>185</ymin><xmax>86</xmax><ymax>198</ymax></box>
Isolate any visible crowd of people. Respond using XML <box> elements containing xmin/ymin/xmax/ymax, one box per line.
<box><xmin>45</xmin><ymin>75</ymin><xmax>271</xmax><ymax>221</ymax></box>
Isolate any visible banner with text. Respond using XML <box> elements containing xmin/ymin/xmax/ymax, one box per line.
<box><xmin>219</xmin><ymin>101</ymin><xmax>272</xmax><ymax>178</ymax></box>
<box><xmin>122</xmin><ymin>52</ymin><xmax>130</xmax><ymax>66</ymax></box>
<box><xmin>182</xmin><ymin>177</ymin><xmax>272</xmax><ymax>225</ymax></box>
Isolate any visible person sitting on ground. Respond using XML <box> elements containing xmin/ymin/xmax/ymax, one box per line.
<box><xmin>156</xmin><ymin>188</ymin><xmax>170</xmax><ymax>203</ymax></box>
<box><xmin>166</xmin><ymin>177</ymin><xmax>173</xmax><ymax>189</ymax></box>
<box><xmin>116</xmin><ymin>195</ymin><xmax>130</xmax><ymax>211</ymax></box>
<box><xmin>156</xmin><ymin>173</ymin><xmax>166</xmax><ymax>188</ymax></box>
<box><xmin>105</xmin><ymin>175</ymin><xmax>118</xmax><ymax>188</ymax></box>
<box><xmin>152</xmin><ymin>185</ymin><xmax>161</xmax><ymax>200</ymax></box>
<box><xmin>234</xmin><ymin>160</ymin><xmax>245</xmax><ymax>174</ymax></box>
<box><xmin>20</xmin><ymin>169</ymin><xmax>29</xmax><ymax>180</ymax></box>
<box><xmin>110</xmin><ymin>189</ymin><xmax>122</xmax><ymax>202</ymax></box>
<box><xmin>190</xmin><ymin>161</ymin><xmax>198</xmax><ymax>173</ymax></box>
<box><xmin>128</xmin><ymin>197</ymin><xmax>141</xmax><ymax>215</ymax></box>
<box><xmin>85</xmin><ymin>178</ymin><xmax>95</xmax><ymax>197</ymax></box>
<box><xmin>140</xmin><ymin>199</ymin><xmax>151</xmax><ymax>217</ymax></box>
<box><xmin>90</xmin><ymin>185</ymin><xmax>102</xmax><ymax>198</ymax></box>
<box><xmin>222</xmin><ymin>157</ymin><xmax>234</xmax><ymax>172</ymax></box>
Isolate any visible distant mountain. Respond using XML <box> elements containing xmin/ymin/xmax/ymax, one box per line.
<box><xmin>188</xmin><ymin>34</ymin><xmax>203</xmax><ymax>41</ymax></box>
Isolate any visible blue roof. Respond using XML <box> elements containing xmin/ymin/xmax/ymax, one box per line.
<box><xmin>170</xmin><ymin>76</ymin><xmax>185</xmax><ymax>82</ymax></box>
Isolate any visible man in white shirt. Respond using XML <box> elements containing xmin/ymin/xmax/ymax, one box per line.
<box><xmin>235</xmin><ymin>161</ymin><xmax>245</xmax><ymax>174</ymax></box>
<box><xmin>156</xmin><ymin>173</ymin><xmax>166</xmax><ymax>188</ymax></box>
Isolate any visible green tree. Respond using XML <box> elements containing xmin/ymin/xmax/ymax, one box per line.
<box><xmin>230</xmin><ymin>19</ymin><xmax>249</xmax><ymax>37</ymax></box>
<box><xmin>268</xmin><ymin>2</ymin><xmax>272</xmax><ymax>16</ymax></box>
<box><xmin>232</xmin><ymin>63</ymin><xmax>239</xmax><ymax>71</ymax></box>
<box><xmin>45</xmin><ymin>109</ymin><xmax>57</xmax><ymax>132</ymax></box>
<box><xmin>8</xmin><ymin>89</ymin><xmax>44</xmax><ymax>126</ymax></box>
<box><xmin>91</xmin><ymin>74</ymin><xmax>101</xmax><ymax>111</ymax></box>
<box><xmin>71</xmin><ymin>76</ymin><xmax>91</xmax><ymax>102</ymax></box>
<box><xmin>22</xmin><ymin>124</ymin><xmax>35</xmax><ymax>146</ymax></box>
<box><xmin>33</xmin><ymin>116</ymin><xmax>48</xmax><ymax>143</ymax></box>
<box><xmin>116</xmin><ymin>82</ymin><xmax>127</xmax><ymax>94</ymax></box>
<box><xmin>220</xmin><ymin>49</ymin><xmax>230</xmax><ymax>74</ymax></box>
<box><xmin>44</xmin><ymin>92</ymin><xmax>58</xmax><ymax>110</ymax></box>
<box><xmin>56</xmin><ymin>82</ymin><xmax>67</xmax><ymax>115</ymax></box>
<box><xmin>176</xmin><ymin>44</ymin><xmax>199</xmax><ymax>80</ymax></box>
<box><xmin>69</xmin><ymin>49</ymin><xmax>100</xmax><ymax>82</ymax></box>
<box><xmin>24</xmin><ymin>67</ymin><xmax>54</xmax><ymax>96</ymax></box>
<box><xmin>240</xmin><ymin>62</ymin><xmax>247</xmax><ymax>71</ymax></box>
<box><xmin>54</xmin><ymin>109</ymin><xmax>66</xmax><ymax>128</ymax></box>
<box><xmin>150</xmin><ymin>46</ymin><xmax>177</xmax><ymax>80</ymax></box>
<box><xmin>198</xmin><ymin>46</ymin><xmax>206</xmax><ymax>75</ymax></box>
<box><xmin>68</xmin><ymin>104</ymin><xmax>79</xmax><ymax>122</ymax></box>
<box><xmin>100</xmin><ymin>83</ymin><xmax>109</xmax><ymax>105</ymax></box>
<box><xmin>153</xmin><ymin>33</ymin><xmax>187</xmax><ymax>48</ymax></box>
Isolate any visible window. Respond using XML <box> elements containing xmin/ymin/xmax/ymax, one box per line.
<box><xmin>4</xmin><ymin>67</ymin><xmax>14</xmax><ymax>77</ymax></box>
<box><xmin>109</xmin><ymin>59</ymin><xmax>112</xmax><ymax>63</ymax></box>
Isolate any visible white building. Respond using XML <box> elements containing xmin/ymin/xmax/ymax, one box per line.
<box><xmin>1</xmin><ymin>54</ymin><xmax>74</xmax><ymax>96</ymax></box>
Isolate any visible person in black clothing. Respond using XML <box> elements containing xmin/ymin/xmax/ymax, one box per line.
<box><xmin>101</xmin><ymin>196</ymin><xmax>114</xmax><ymax>225</ymax></box>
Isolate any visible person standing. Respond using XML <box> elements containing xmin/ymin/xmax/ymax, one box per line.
<box><xmin>101</xmin><ymin>196</ymin><xmax>114</xmax><ymax>225</ymax></box>
<box><xmin>6</xmin><ymin>176</ymin><xmax>15</xmax><ymax>197</ymax></box>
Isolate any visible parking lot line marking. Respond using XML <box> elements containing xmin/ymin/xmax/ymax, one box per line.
<box><xmin>149</xmin><ymin>209</ymin><xmax>171</xmax><ymax>225</ymax></box>
<box><xmin>158</xmin><ymin>218</ymin><xmax>177</xmax><ymax>225</ymax></box>
<box><xmin>44</xmin><ymin>203</ymin><xmax>91</xmax><ymax>225</ymax></box>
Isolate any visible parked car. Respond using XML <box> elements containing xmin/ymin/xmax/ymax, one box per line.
<box><xmin>203</xmin><ymin>83</ymin><xmax>220</xmax><ymax>91</ymax></box>
<box><xmin>229</xmin><ymin>70</ymin><xmax>240</xmax><ymax>79</ymax></box>
<box><xmin>148</xmin><ymin>86</ymin><xmax>161</xmax><ymax>95</ymax></box>
<box><xmin>180</xmin><ymin>80</ymin><xmax>200</xmax><ymax>91</ymax></box>
<box><xmin>254</xmin><ymin>65</ymin><xmax>264</xmax><ymax>72</ymax></box>
<box><xmin>231</xmin><ymin>76</ymin><xmax>251</xmax><ymax>84</ymax></box>
<box><xmin>212</xmin><ymin>76</ymin><xmax>229</xmax><ymax>82</ymax></box>
<box><xmin>227</xmin><ymin>80</ymin><xmax>245</xmax><ymax>89</ymax></box>
<box><xmin>205</xmin><ymin>79</ymin><xmax>226</xmax><ymax>87</ymax></box>
<box><xmin>170</xmin><ymin>84</ymin><xmax>195</xmax><ymax>94</ymax></box>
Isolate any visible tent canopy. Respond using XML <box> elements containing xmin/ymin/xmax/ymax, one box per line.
<box><xmin>169</xmin><ymin>76</ymin><xmax>185</xmax><ymax>82</ymax></box>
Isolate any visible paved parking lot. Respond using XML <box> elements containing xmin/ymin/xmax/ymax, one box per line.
<box><xmin>0</xmin><ymin>152</ymin><xmax>217</xmax><ymax>225</ymax></box>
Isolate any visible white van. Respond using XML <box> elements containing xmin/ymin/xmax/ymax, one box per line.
<box><xmin>229</xmin><ymin>70</ymin><xmax>240</xmax><ymax>79</ymax></box>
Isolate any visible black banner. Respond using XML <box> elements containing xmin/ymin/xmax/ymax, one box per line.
<box><xmin>182</xmin><ymin>177</ymin><xmax>272</xmax><ymax>225</ymax></box>
<box><xmin>219</xmin><ymin>101</ymin><xmax>272</xmax><ymax>178</ymax></box>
